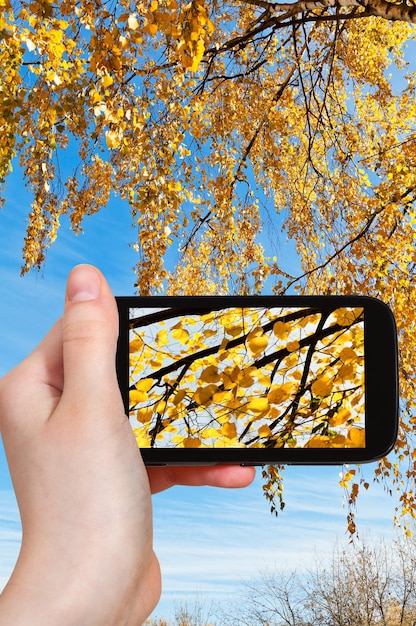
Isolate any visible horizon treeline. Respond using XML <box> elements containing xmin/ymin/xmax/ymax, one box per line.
<box><xmin>145</xmin><ymin>534</ymin><xmax>416</xmax><ymax>626</ymax></box>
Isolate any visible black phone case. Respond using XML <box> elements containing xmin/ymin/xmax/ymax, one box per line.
<box><xmin>116</xmin><ymin>295</ymin><xmax>398</xmax><ymax>465</ymax></box>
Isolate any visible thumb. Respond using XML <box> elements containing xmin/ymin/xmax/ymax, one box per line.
<box><xmin>61</xmin><ymin>264</ymin><xmax>122</xmax><ymax>416</ymax></box>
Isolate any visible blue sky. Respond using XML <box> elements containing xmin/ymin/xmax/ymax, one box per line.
<box><xmin>0</xmin><ymin>160</ymin><xmax>404</xmax><ymax>621</ymax></box>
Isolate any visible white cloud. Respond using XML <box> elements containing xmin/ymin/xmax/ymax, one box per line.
<box><xmin>149</xmin><ymin>466</ymin><xmax>398</xmax><ymax>619</ymax></box>
<box><xmin>0</xmin><ymin>491</ymin><xmax>21</xmax><ymax>591</ymax></box>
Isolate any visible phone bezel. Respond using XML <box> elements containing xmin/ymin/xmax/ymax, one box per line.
<box><xmin>116</xmin><ymin>295</ymin><xmax>398</xmax><ymax>465</ymax></box>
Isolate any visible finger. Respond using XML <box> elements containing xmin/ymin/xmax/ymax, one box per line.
<box><xmin>147</xmin><ymin>465</ymin><xmax>256</xmax><ymax>494</ymax></box>
<box><xmin>61</xmin><ymin>264</ymin><xmax>121</xmax><ymax>414</ymax></box>
<box><xmin>0</xmin><ymin>318</ymin><xmax>64</xmax><ymax>433</ymax></box>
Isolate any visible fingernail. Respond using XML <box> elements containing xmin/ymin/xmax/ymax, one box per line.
<box><xmin>67</xmin><ymin>265</ymin><xmax>101</xmax><ymax>302</ymax></box>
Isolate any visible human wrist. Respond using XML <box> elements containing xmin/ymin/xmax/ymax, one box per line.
<box><xmin>0</xmin><ymin>559</ymin><xmax>122</xmax><ymax>626</ymax></box>
<box><xmin>0</xmin><ymin>546</ymin><xmax>160</xmax><ymax>626</ymax></box>
<box><xmin>0</xmin><ymin>581</ymin><xmax>90</xmax><ymax>626</ymax></box>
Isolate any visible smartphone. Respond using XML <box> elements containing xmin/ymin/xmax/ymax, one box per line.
<box><xmin>116</xmin><ymin>296</ymin><xmax>398</xmax><ymax>465</ymax></box>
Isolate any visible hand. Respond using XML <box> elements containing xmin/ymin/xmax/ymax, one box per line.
<box><xmin>0</xmin><ymin>265</ymin><xmax>255</xmax><ymax>625</ymax></box>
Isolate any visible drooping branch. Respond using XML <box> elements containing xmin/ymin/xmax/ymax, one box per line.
<box><xmin>281</xmin><ymin>184</ymin><xmax>416</xmax><ymax>293</ymax></box>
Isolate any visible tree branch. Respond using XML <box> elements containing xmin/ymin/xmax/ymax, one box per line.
<box><xmin>281</xmin><ymin>184</ymin><xmax>416</xmax><ymax>293</ymax></box>
<box><xmin>265</xmin><ymin>0</ymin><xmax>416</xmax><ymax>23</ymax></box>
<box><xmin>130</xmin><ymin>307</ymin><xmax>360</xmax><ymax>387</ymax></box>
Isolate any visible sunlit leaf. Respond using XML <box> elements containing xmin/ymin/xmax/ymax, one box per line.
<box><xmin>155</xmin><ymin>329</ymin><xmax>169</xmax><ymax>346</ymax></box>
<box><xmin>334</xmin><ymin>308</ymin><xmax>363</xmax><ymax>327</ymax></box>
<box><xmin>258</xmin><ymin>424</ymin><xmax>272</xmax><ymax>438</ymax></box>
<box><xmin>199</xmin><ymin>364</ymin><xmax>221</xmax><ymax>383</ymax></box>
<box><xmin>220</xmin><ymin>422</ymin><xmax>237</xmax><ymax>439</ymax></box>
<box><xmin>268</xmin><ymin>383</ymin><xmax>295</xmax><ymax>405</ymax></box>
<box><xmin>130</xmin><ymin>389</ymin><xmax>149</xmax><ymax>404</ymax></box>
<box><xmin>183</xmin><ymin>437</ymin><xmax>202</xmax><ymax>448</ymax></box>
<box><xmin>311</xmin><ymin>377</ymin><xmax>333</xmax><ymax>398</ymax></box>
<box><xmin>347</xmin><ymin>427</ymin><xmax>365</xmax><ymax>448</ymax></box>
<box><xmin>172</xmin><ymin>327</ymin><xmax>190</xmax><ymax>342</ymax></box>
<box><xmin>246</xmin><ymin>396</ymin><xmax>269</xmax><ymax>413</ymax></box>
<box><xmin>193</xmin><ymin>383</ymin><xmax>218</xmax><ymax>406</ymax></box>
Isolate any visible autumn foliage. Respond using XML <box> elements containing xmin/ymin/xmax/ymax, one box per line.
<box><xmin>129</xmin><ymin>305</ymin><xmax>365</xmax><ymax>450</ymax></box>
<box><xmin>1</xmin><ymin>0</ymin><xmax>416</xmax><ymax>527</ymax></box>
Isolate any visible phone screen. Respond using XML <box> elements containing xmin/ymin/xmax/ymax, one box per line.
<box><xmin>128</xmin><ymin>305</ymin><xmax>365</xmax><ymax>451</ymax></box>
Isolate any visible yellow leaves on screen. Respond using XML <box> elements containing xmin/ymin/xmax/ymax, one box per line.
<box><xmin>268</xmin><ymin>383</ymin><xmax>295</xmax><ymax>405</ymax></box>
<box><xmin>130</xmin><ymin>378</ymin><xmax>154</xmax><ymax>405</ymax></box>
<box><xmin>306</xmin><ymin>428</ymin><xmax>365</xmax><ymax>449</ymax></box>
<box><xmin>247</xmin><ymin>332</ymin><xmax>269</xmax><ymax>355</ymax></box>
<box><xmin>334</xmin><ymin>308</ymin><xmax>364</xmax><ymax>327</ymax></box>
<box><xmin>193</xmin><ymin>383</ymin><xmax>218</xmax><ymax>407</ymax></box>
<box><xmin>311</xmin><ymin>376</ymin><xmax>334</xmax><ymax>398</ymax></box>
<box><xmin>199</xmin><ymin>364</ymin><xmax>221</xmax><ymax>383</ymax></box>
<box><xmin>155</xmin><ymin>329</ymin><xmax>169</xmax><ymax>347</ymax></box>
<box><xmin>128</xmin><ymin>306</ymin><xmax>365</xmax><ymax>451</ymax></box>
<box><xmin>171</xmin><ymin>327</ymin><xmax>190</xmax><ymax>342</ymax></box>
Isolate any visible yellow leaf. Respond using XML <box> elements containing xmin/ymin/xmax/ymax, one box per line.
<box><xmin>225</xmin><ymin>323</ymin><xmax>243</xmax><ymax>337</ymax></box>
<box><xmin>101</xmin><ymin>74</ymin><xmax>113</xmax><ymax>87</ymax></box>
<box><xmin>193</xmin><ymin>384</ymin><xmax>218</xmax><ymax>406</ymax></box>
<box><xmin>258</xmin><ymin>424</ymin><xmax>272</xmax><ymax>438</ymax></box>
<box><xmin>127</xmin><ymin>14</ymin><xmax>139</xmax><ymax>30</ymax></box>
<box><xmin>248</xmin><ymin>334</ymin><xmax>269</xmax><ymax>354</ymax></box>
<box><xmin>347</xmin><ymin>427</ymin><xmax>365</xmax><ymax>448</ymax></box>
<box><xmin>183</xmin><ymin>437</ymin><xmax>201</xmax><ymax>448</ymax></box>
<box><xmin>173</xmin><ymin>388</ymin><xmax>187</xmax><ymax>405</ymax></box>
<box><xmin>339</xmin><ymin>347</ymin><xmax>358</xmax><ymax>362</ymax></box>
<box><xmin>268</xmin><ymin>383</ymin><xmax>294</xmax><ymax>405</ymax></box>
<box><xmin>130</xmin><ymin>389</ymin><xmax>149</xmax><ymax>404</ymax></box>
<box><xmin>201</xmin><ymin>427</ymin><xmax>219</xmax><ymax>439</ymax></box>
<box><xmin>133</xmin><ymin>427</ymin><xmax>151</xmax><ymax>446</ymax></box>
<box><xmin>119</xmin><ymin>35</ymin><xmax>129</xmax><ymax>49</ymax></box>
<box><xmin>287</xmin><ymin>339</ymin><xmax>300</xmax><ymax>352</ymax></box>
<box><xmin>329</xmin><ymin>407</ymin><xmax>351</xmax><ymax>427</ymax></box>
<box><xmin>223</xmin><ymin>365</ymin><xmax>241</xmax><ymax>384</ymax></box>
<box><xmin>206</xmin><ymin>18</ymin><xmax>215</xmax><ymax>35</ymax></box>
<box><xmin>246</xmin><ymin>396</ymin><xmax>269</xmax><ymax>413</ymax></box>
<box><xmin>336</xmin><ymin>363</ymin><xmax>355</xmax><ymax>383</ymax></box>
<box><xmin>329</xmin><ymin>434</ymin><xmax>347</xmax><ymax>447</ymax></box>
<box><xmin>144</xmin><ymin>23</ymin><xmax>158</xmax><ymax>36</ymax></box>
<box><xmin>135</xmin><ymin>378</ymin><xmax>154</xmax><ymax>392</ymax></box>
<box><xmin>135</xmin><ymin>407</ymin><xmax>153</xmax><ymax>424</ymax></box>
<box><xmin>334</xmin><ymin>307</ymin><xmax>363</xmax><ymax>327</ymax></box>
<box><xmin>311</xmin><ymin>376</ymin><xmax>333</xmax><ymax>397</ymax></box>
<box><xmin>273</xmin><ymin>321</ymin><xmax>290</xmax><ymax>340</ymax></box>
<box><xmin>172</xmin><ymin>327</ymin><xmax>189</xmax><ymax>342</ymax></box>
<box><xmin>199</xmin><ymin>364</ymin><xmax>221</xmax><ymax>383</ymax></box>
<box><xmin>239</xmin><ymin>374</ymin><xmax>255</xmax><ymax>388</ymax></box>
<box><xmin>105</xmin><ymin>130</ymin><xmax>121</xmax><ymax>149</ymax></box>
<box><xmin>305</xmin><ymin>435</ymin><xmax>331</xmax><ymax>448</ymax></box>
<box><xmin>220</xmin><ymin>422</ymin><xmax>237</xmax><ymax>439</ymax></box>
<box><xmin>155</xmin><ymin>329</ymin><xmax>169</xmax><ymax>346</ymax></box>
